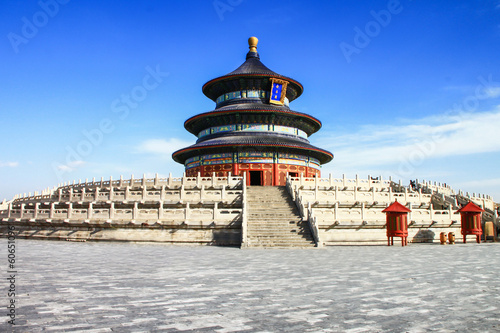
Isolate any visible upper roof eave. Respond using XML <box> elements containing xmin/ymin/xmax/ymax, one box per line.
<box><xmin>202</xmin><ymin>73</ymin><xmax>304</xmax><ymax>101</ymax></box>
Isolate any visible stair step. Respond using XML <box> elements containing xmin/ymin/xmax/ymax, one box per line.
<box><xmin>248</xmin><ymin>237</ymin><xmax>314</xmax><ymax>241</ymax></box>
<box><xmin>245</xmin><ymin>186</ymin><xmax>315</xmax><ymax>248</ymax></box>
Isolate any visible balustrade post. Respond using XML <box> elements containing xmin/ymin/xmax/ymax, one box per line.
<box><xmin>213</xmin><ymin>202</ymin><xmax>218</xmax><ymax>221</ymax></box>
<box><xmin>185</xmin><ymin>202</ymin><xmax>190</xmax><ymax>221</ymax></box>
<box><xmin>34</xmin><ymin>203</ymin><xmax>39</xmax><ymax>219</ymax></box>
<box><xmin>49</xmin><ymin>202</ymin><xmax>54</xmax><ymax>219</ymax></box>
<box><xmin>67</xmin><ymin>202</ymin><xmax>72</xmax><ymax>219</ymax></box>
<box><xmin>109</xmin><ymin>202</ymin><xmax>115</xmax><ymax>219</ymax></box>
<box><xmin>200</xmin><ymin>185</ymin><xmax>205</xmax><ymax>201</ymax></box>
<box><xmin>159</xmin><ymin>201</ymin><xmax>163</xmax><ymax>220</ymax></box>
<box><xmin>408</xmin><ymin>202</ymin><xmax>412</xmax><ymax>221</ymax></box>
<box><xmin>160</xmin><ymin>185</ymin><xmax>165</xmax><ymax>201</ymax></box>
<box><xmin>88</xmin><ymin>202</ymin><xmax>93</xmax><ymax>219</ymax></box>
<box><xmin>20</xmin><ymin>204</ymin><xmax>24</xmax><ymax>219</ymax></box>
<box><xmin>133</xmin><ymin>202</ymin><xmax>138</xmax><ymax>220</ymax></box>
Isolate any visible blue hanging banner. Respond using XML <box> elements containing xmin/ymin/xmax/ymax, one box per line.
<box><xmin>269</xmin><ymin>78</ymin><xmax>288</xmax><ymax>105</ymax></box>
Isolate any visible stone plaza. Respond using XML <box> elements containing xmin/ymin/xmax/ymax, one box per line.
<box><xmin>2</xmin><ymin>239</ymin><xmax>499</xmax><ymax>332</ymax></box>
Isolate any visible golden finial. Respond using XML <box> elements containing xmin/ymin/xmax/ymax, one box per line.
<box><xmin>248</xmin><ymin>36</ymin><xmax>258</xmax><ymax>52</ymax></box>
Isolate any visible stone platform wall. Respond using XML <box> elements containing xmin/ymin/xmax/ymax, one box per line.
<box><xmin>287</xmin><ymin>174</ymin><xmax>498</xmax><ymax>245</ymax></box>
<box><xmin>0</xmin><ymin>174</ymin><xmax>244</xmax><ymax>246</ymax></box>
<box><xmin>1</xmin><ymin>173</ymin><xmax>497</xmax><ymax>247</ymax></box>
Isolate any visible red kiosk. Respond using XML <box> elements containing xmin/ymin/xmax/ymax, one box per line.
<box><xmin>456</xmin><ymin>202</ymin><xmax>484</xmax><ymax>244</ymax></box>
<box><xmin>383</xmin><ymin>201</ymin><xmax>411</xmax><ymax>246</ymax></box>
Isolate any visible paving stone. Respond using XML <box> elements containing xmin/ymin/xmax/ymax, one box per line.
<box><xmin>1</xmin><ymin>239</ymin><xmax>499</xmax><ymax>332</ymax></box>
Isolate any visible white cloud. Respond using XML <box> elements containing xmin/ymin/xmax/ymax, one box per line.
<box><xmin>136</xmin><ymin>138</ymin><xmax>193</xmax><ymax>156</ymax></box>
<box><xmin>485</xmin><ymin>87</ymin><xmax>500</xmax><ymax>98</ymax></box>
<box><xmin>443</xmin><ymin>85</ymin><xmax>500</xmax><ymax>99</ymax></box>
<box><xmin>0</xmin><ymin>161</ymin><xmax>19</xmax><ymax>168</ymax></box>
<box><xmin>315</xmin><ymin>109</ymin><xmax>500</xmax><ymax>172</ymax></box>
<box><xmin>56</xmin><ymin>160</ymin><xmax>85</xmax><ymax>172</ymax></box>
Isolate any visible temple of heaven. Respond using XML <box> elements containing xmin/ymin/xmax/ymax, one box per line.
<box><xmin>172</xmin><ymin>37</ymin><xmax>333</xmax><ymax>186</ymax></box>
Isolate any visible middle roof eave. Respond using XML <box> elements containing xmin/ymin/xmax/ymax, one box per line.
<box><xmin>184</xmin><ymin>106</ymin><xmax>322</xmax><ymax>136</ymax></box>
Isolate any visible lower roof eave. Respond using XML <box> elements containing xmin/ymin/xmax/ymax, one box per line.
<box><xmin>172</xmin><ymin>143</ymin><xmax>333</xmax><ymax>165</ymax></box>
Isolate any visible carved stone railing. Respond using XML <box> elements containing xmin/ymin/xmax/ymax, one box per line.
<box><xmin>241</xmin><ymin>173</ymin><xmax>248</xmax><ymax>247</ymax></box>
<box><xmin>286</xmin><ymin>175</ymin><xmax>321</xmax><ymax>247</ymax></box>
<box><xmin>10</xmin><ymin>173</ymin><xmax>244</xmax><ymax>204</ymax></box>
<box><xmin>1</xmin><ymin>174</ymin><xmax>244</xmax><ymax>227</ymax></box>
<box><xmin>289</xmin><ymin>174</ymin><xmax>393</xmax><ymax>191</ymax></box>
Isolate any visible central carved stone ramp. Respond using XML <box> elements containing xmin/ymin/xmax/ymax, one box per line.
<box><xmin>245</xmin><ymin>186</ymin><xmax>316</xmax><ymax>248</ymax></box>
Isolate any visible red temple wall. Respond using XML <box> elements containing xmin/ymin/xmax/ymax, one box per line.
<box><xmin>185</xmin><ymin>163</ymin><xmax>320</xmax><ymax>186</ymax></box>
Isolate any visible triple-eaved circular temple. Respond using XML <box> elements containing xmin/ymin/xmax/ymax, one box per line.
<box><xmin>173</xmin><ymin>37</ymin><xmax>333</xmax><ymax>186</ymax></box>
<box><xmin>0</xmin><ymin>37</ymin><xmax>498</xmax><ymax>247</ymax></box>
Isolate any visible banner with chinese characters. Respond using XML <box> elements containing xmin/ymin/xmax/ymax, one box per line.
<box><xmin>269</xmin><ymin>78</ymin><xmax>288</xmax><ymax>105</ymax></box>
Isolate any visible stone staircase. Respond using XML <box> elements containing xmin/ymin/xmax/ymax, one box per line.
<box><xmin>245</xmin><ymin>186</ymin><xmax>316</xmax><ymax>248</ymax></box>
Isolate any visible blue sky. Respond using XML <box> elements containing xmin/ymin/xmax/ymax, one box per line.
<box><xmin>1</xmin><ymin>0</ymin><xmax>500</xmax><ymax>201</ymax></box>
